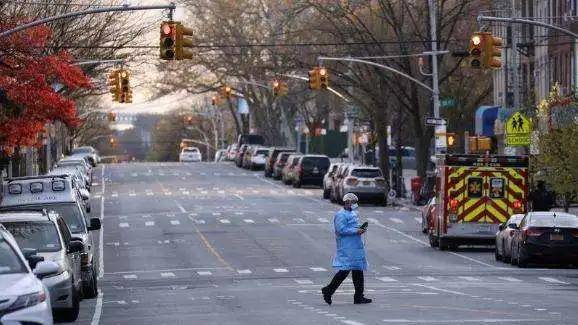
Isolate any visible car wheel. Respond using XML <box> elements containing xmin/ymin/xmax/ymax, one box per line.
<box><xmin>57</xmin><ymin>280</ymin><xmax>80</xmax><ymax>322</ymax></box>
<box><xmin>429</xmin><ymin>232</ymin><xmax>439</xmax><ymax>248</ymax></box>
<box><xmin>293</xmin><ymin>179</ymin><xmax>301</xmax><ymax>188</ymax></box>
<box><xmin>517</xmin><ymin>247</ymin><xmax>529</xmax><ymax>268</ymax></box>
<box><xmin>495</xmin><ymin>245</ymin><xmax>502</xmax><ymax>261</ymax></box>
<box><xmin>83</xmin><ymin>267</ymin><xmax>99</xmax><ymax>299</ymax></box>
<box><xmin>510</xmin><ymin>243</ymin><xmax>518</xmax><ymax>266</ymax></box>
<box><xmin>323</xmin><ymin>188</ymin><xmax>330</xmax><ymax>199</ymax></box>
<box><xmin>438</xmin><ymin>237</ymin><xmax>450</xmax><ymax>251</ymax></box>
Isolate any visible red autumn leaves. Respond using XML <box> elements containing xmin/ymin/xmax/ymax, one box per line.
<box><xmin>0</xmin><ymin>22</ymin><xmax>90</xmax><ymax>151</ymax></box>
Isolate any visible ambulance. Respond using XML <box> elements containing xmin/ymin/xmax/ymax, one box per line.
<box><xmin>428</xmin><ymin>154</ymin><xmax>529</xmax><ymax>250</ymax></box>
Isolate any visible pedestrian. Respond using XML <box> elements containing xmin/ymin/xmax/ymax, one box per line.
<box><xmin>529</xmin><ymin>181</ymin><xmax>554</xmax><ymax>211</ymax></box>
<box><xmin>321</xmin><ymin>193</ymin><xmax>372</xmax><ymax>305</ymax></box>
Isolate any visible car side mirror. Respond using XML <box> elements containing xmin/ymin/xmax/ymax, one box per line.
<box><xmin>508</xmin><ymin>223</ymin><xmax>519</xmax><ymax>230</ymax></box>
<box><xmin>33</xmin><ymin>261</ymin><xmax>59</xmax><ymax>279</ymax></box>
<box><xmin>68</xmin><ymin>240</ymin><xmax>84</xmax><ymax>254</ymax></box>
<box><xmin>498</xmin><ymin>224</ymin><xmax>505</xmax><ymax>231</ymax></box>
<box><xmin>88</xmin><ymin>218</ymin><xmax>101</xmax><ymax>231</ymax></box>
<box><xmin>26</xmin><ymin>254</ymin><xmax>45</xmax><ymax>270</ymax></box>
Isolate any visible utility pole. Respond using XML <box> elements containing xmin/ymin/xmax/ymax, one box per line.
<box><xmin>428</xmin><ymin>0</ymin><xmax>445</xmax><ymax>155</ymax></box>
<box><xmin>347</xmin><ymin>60</ymin><xmax>355</xmax><ymax>163</ymax></box>
<box><xmin>295</xmin><ymin>116</ymin><xmax>302</xmax><ymax>153</ymax></box>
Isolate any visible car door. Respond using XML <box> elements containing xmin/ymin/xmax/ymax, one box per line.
<box><xmin>58</xmin><ymin>217</ymin><xmax>82</xmax><ymax>289</ymax></box>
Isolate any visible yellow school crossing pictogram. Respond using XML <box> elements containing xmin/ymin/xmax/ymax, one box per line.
<box><xmin>505</xmin><ymin>111</ymin><xmax>532</xmax><ymax>146</ymax></box>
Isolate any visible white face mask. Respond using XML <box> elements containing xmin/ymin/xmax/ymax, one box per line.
<box><xmin>351</xmin><ymin>203</ymin><xmax>359</xmax><ymax>211</ymax></box>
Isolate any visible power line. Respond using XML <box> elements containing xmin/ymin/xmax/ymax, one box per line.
<box><xmin>3</xmin><ymin>1</ymin><xmax>118</xmax><ymax>7</ymax></box>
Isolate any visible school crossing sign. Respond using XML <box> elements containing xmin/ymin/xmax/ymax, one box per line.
<box><xmin>505</xmin><ymin>111</ymin><xmax>532</xmax><ymax>146</ymax></box>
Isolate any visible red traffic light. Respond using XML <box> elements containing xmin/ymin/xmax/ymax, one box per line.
<box><xmin>162</xmin><ymin>23</ymin><xmax>172</xmax><ymax>35</ymax></box>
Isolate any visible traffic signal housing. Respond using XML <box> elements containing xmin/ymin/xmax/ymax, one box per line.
<box><xmin>160</xmin><ymin>21</ymin><xmax>177</xmax><ymax>60</ymax></box>
<box><xmin>447</xmin><ymin>133</ymin><xmax>458</xmax><ymax>148</ymax></box>
<box><xmin>107</xmin><ymin>70</ymin><xmax>120</xmax><ymax>102</ymax></box>
<box><xmin>107</xmin><ymin>112</ymin><xmax>117</xmax><ymax>122</ymax></box>
<box><xmin>484</xmin><ymin>34</ymin><xmax>503</xmax><ymax>69</ymax></box>
<box><xmin>176</xmin><ymin>23</ymin><xmax>194</xmax><ymax>60</ymax></box>
<box><xmin>468</xmin><ymin>32</ymin><xmax>484</xmax><ymax>69</ymax></box>
<box><xmin>118</xmin><ymin>69</ymin><xmax>132</xmax><ymax>103</ymax></box>
<box><xmin>308</xmin><ymin>68</ymin><xmax>320</xmax><ymax>90</ymax></box>
<box><xmin>220</xmin><ymin>86</ymin><xmax>232</xmax><ymax>98</ymax></box>
<box><xmin>272</xmin><ymin>80</ymin><xmax>280</xmax><ymax>96</ymax></box>
<box><xmin>318</xmin><ymin>67</ymin><xmax>328</xmax><ymax>89</ymax></box>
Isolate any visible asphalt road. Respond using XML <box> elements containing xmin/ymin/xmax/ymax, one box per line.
<box><xmin>74</xmin><ymin>162</ymin><xmax>578</xmax><ymax>325</ymax></box>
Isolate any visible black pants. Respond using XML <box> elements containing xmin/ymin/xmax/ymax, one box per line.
<box><xmin>323</xmin><ymin>270</ymin><xmax>364</xmax><ymax>298</ymax></box>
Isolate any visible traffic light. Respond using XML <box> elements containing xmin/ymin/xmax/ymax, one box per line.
<box><xmin>221</xmin><ymin>86</ymin><xmax>232</xmax><ymax>98</ymax></box>
<box><xmin>107</xmin><ymin>70</ymin><xmax>120</xmax><ymax>102</ymax></box>
<box><xmin>160</xmin><ymin>21</ymin><xmax>177</xmax><ymax>60</ymax></box>
<box><xmin>118</xmin><ymin>69</ymin><xmax>132</xmax><ymax>103</ymax></box>
<box><xmin>318</xmin><ymin>67</ymin><xmax>328</xmax><ymax>89</ymax></box>
<box><xmin>109</xmin><ymin>137</ymin><xmax>116</xmax><ymax>147</ymax></box>
<box><xmin>107</xmin><ymin>112</ymin><xmax>117</xmax><ymax>122</ymax></box>
<box><xmin>272</xmin><ymin>80</ymin><xmax>280</xmax><ymax>96</ymax></box>
<box><xmin>468</xmin><ymin>32</ymin><xmax>484</xmax><ymax>69</ymax></box>
<box><xmin>176</xmin><ymin>23</ymin><xmax>194</xmax><ymax>60</ymax></box>
<box><xmin>308</xmin><ymin>68</ymin><xmax>320</xmax><ymax>90</ymax></box>
<box><xmin>447</xmin><ymin>133</ymin><xmax>458</xmax><ymax>147</ymax></box>
<box><xmin>484</xmin><ymin>34</ymin><xmax>503</xmax><ymax>69</ymax></box>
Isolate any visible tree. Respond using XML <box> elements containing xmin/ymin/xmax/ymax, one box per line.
<box><xmin>0</xmin><ymin>22</ymin><xmax>90</xmax><ymax>151</ymax></box>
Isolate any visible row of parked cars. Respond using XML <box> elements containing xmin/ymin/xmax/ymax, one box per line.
<box><xmin>0</xmin><ymin>146</ymin><xmax>101</xmax><ymax>324</ymax></box>
<box><xmin>225</xmin><ymin>145</ymin><xmax>388</xmax><ymax>204</ymax></box>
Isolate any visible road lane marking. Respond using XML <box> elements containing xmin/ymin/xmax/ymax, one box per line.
<box><xmin>161</xmin><ymin>272</ymin><xmax>175</xmax><ymax>278</ymax></box>
<box><xmin>414</xmin><ymin>217</ymin><xmax>422</xmax><ymax>223</ymax></box>
<box><xmin>539</xmin><ymin>277</ymin><xmax>569</xmax><ymax>284</ymax></box>
<box><xmin>295</xmin><ymin>279</ymin><xmax>313</xmax><ymax>284</ymax></box>
<box><xmin>293</xmin><ymin>218</ymin><xmax>305</xmax><ymax>223</ymax></box>
<box><xmin>243</xmin><ymin>219</ymin><xmax>255</xmax><ymax>224</ymax></box>
<box><xmin>417</xmin><ymin>276</ymin><xmax>438</xmax><ymax>282</ymax></box>
<box><xmin>377</xmin><ymin>277</ymin><xmax>397</xmax><ymax>282</ymax></box>
<box><xmin>129</xmin><ymin>192</ymin><xmax>136</xmax><ymax>197</ymax></box>
<box><xmin>237</xmin><ymin>269</ymin><xmax>252</xmax><ymax>274</ymax></box>
<box><xmin>498</xmin><ymin>276</ymin><xmax>522</xmax><ymax>282</ymax></box>
<box><xmin>145</xmin><ymin>221</ymin><xmax>155</xmax><ymax>226</ymax></box>
<box><xmin>413</xmin><ymin>284</ymin><xmax>470</xmax><ymax>296</ymax></box>
<box><xmin>218</xmin><ymin>190</ymin><xmax>225</xmax><ymax>194</ymax></box>
<box><xmin>318</xmin><ymin>218</ymin><xmax>329</xmax><ymax>223</ymax></box>
<box><xmin>197</xmin><ymin>271</ymin><xmax>212</xmax><ymax>276</ymax></box>
<box><xmin>381</xmin><ymin>319</ymin><xmax>549</xmax><ymax>323</ymax></box>
<box><xmin>212</xmin><ymin>212</ymin><xmax>221</xmax><ymax>216</ymax></box>
<box><xmin>111</xmin><ymin>192</ymin><xmax>118</xmax><ymax>198</ymax></box>
<box><xmin>219</xmin><ymin>219</ymin><xmax>231</xmax><ymax>224</ymax></box>
<box><xmin>235</xmin><ymin>212</ymin><xmax>245</xmax><ymax>215</ymax></box>
<box><xmin>389</xmin><ymin>217</ymin><xmax>404</xmax><ymax>224</ymax></box>
<box><xmin>90</xmin><ymin>291</ymin><xmax>103</xmax><ymax>325</ymax></box>
<box><xmin>310</xmin><ymin>267</ymin><xmax>327</xmax><ymax>272</ymax></box>
<box><xmin>274</xmin><ymin>268</ymin><xmax>289</xmax><ymax>273</ymax></box>
<box><xmin>268</xmin><ymin>218</ymin><xmax>279</xmax><ymax>223</ymax></box>
<box><xmin>383</xmin><ymin>266</ymin><xmax>401</xmax><ymax>271</ymax></box>
<box><xmin>194</xmin><ymin>219</ymin><xmax>206</xmax><ymax>224</ymax></box>
<box><xmin>119</xmin><ymin>222</ymin><xmax>129</xmax><ymax>228</ymax></box>
<box><xmin>123</xmin><ymin>274</ymin><xmax>138</xmax><ymax>279</ymax></box>
<box><xmin>170</xmin><ymin>220</ymin><xmax>180</xmax><ymax>225</ymax></box>
<box><xmin>164</xmin><ymin>192</ymin><xmax>172</xmax><ymax>196</ymax></box>
<box><xmin>458</xmin><ymin>276</ymin><xmax>480</xmax><ymax>281</ymax></box>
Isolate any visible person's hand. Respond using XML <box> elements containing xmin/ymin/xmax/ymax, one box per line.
<box><xmin>357</xmin><ymin>228</ymin><xmax>366</xmax><ymax>235</ymax></box>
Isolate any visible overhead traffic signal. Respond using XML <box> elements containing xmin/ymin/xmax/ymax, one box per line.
<box><xmin>109</xmin><ymin>137</ymin><xmax>116</xmax><ymax>148</ymax></box>
<box><xmin>272</xmin><ymin>80</ymin><xmax>280</xmax><ymax>96</ymax></box>
<box><xmin>318</xmin><ymin>68</ymin><xmax>328</xmax><ymax>89</ymax></box>
<box><xmin>220</xmin><ymin>86</ymin><xmax>232</xmax><ymax>98</ymax></box>
<box><xmin>176</xmin><ymin>23</ymin><xmax>194</xmax><ymax>60</ymax></box>
<box><xmin>160</xmin><ymin>21</ymin><xmax>177</xmax><ymax>60</ymax></box>
<box><xmin>308</xmin><ymin>68</ymin><xmax>320</xmax><ymax>90</ymax></box>
<box><xmin>447</xmin><ymin>133</ymin><xmax>458</xmax><ymax>147</ymax></box>
<box><xmin>468</xmin><ymin>32</ymin><xmax>483</xmax><ymax>69</ymax></box>
<box><xmin>484</xmin><ymin>34</ymin><xmax>503</xmax><ymax>69</ymax></box>
<box><xmin>107</xmin><ymin>112</ymin><xmax>117</xmax><ymax>122</ymax></box>
<box><xmin>118</xmin><ymin>69</ymin><xmax>132</xmax><ymax>103</ymax></box>
<box><xmin>107</xmin><ymin>70</ymin><xmax>120</xmax><ymax>102</ymax></box>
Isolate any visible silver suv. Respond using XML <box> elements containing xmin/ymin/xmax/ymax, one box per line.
<box><xmin>336</xmin><ymin>166</ymin><xmax>387</xmax><ymax>205</ymax></box>
<box><xmin>0</xmin><ymin>210</ymin><xmax>84</xmax><ymax>322</ymax></box>
<box><xmin>1</xmin><ymin>176</ymin><xmax>101</xmax><ymax>299</ymax></box>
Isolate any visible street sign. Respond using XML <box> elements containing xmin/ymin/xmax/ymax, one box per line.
<box><xmin>425</xmin><ymin>117</ymin><xmax>447</xmax><ymax>126</ymax></box>
<box><xmin>440</xmin><ymin>98</ymin><xmax>456</xmax><ymax>108</ymax></box>
<box><xmin>505</xmin><ymin>111</ymin><xmax>532</xmax><ymax>146</ymax></box>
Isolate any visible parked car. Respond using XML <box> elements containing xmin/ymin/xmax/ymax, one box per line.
<box><xmin>330</xmin><ymin>164</ymin><xmax>352</xmax><ymax>203</ymax></box>
<box><xmin>292</xmin><ymin>155</ymin><xmax>330</xmax><ymax>188</ymax></box>
<box><xmin>248</xmin><ymin>147</ymin><xmax>269</xmax><ymax>170</ymax></box>
<box><xmin>272</xmin><ymin>152</ymin><xmax>293</xmax><ymax>180</ymax></box>
<box><xmin>0</xmin><ymin>224</ymin><xmax>56</xmax><ymax>325</ymax></box>
<box><xmin>335</xmin><ymin>166</ymin><xmax>386</xmax><ymax>204</ymax></box>
<box><xmin>0</xmin><ymin>210</ymin><xmax>84</xmax><ymax>321</ymax></box>
<box><xmin>235</xmin><ymin>144</ymin><xmax>250</xmax><ymax>167</ymax></box>
<box><xmin>510</xmin><ymin>212</ymin><xmax>578</xmax><ymax>267</ymax></box>
<box><xmin>323</xmin><ymin>163</ymin><xmax>342</xmax><ymax>199</ymax></box>
<box><xmin>1</xmin><ymin>176</ymin><xmax>101</xmax><ymax>299</ymax></box>
<box><xmin>226</xmin><ymin>144</ymin><xmax>238</xmax><ymax>161</ymax></box>
<box><xmin>55</xmin><ymin>157</ymin><xmax>92</xmax><ymax>187</ymax></box>
<box><xmin>179</xmin><ymin>147</ymin><xmax>202</xmax><ymax>162</ymax></box>
<box><xmin>214</xmin><ymin>149</ymin><xmax>227</xmax><ymax>162</ymax></box>
<box><xmin>281</xmin><ymin>154</ymin><xmax>302</xmax><ymax>185</ymax></box>
<box><xmin>47</xmin><ymin>170</ymin><xmax>91</xmax><ymax>214</ymax></box>
<box><xmin>265</xmin><ymin>148</ymin><xmax>295</xmax><ymax>178</ymax></box>
<box><xmin>421</xmin><ymin>197</ymin><xmax>436</xmax><ymax>234</ymax></box>
<box><xmin>242</xmin><ymin>146</ymin><xmax>256</xmax><ymax>169</ymax></box>
<box><xmin>495</xmin><ymin>214</ymin><xmax>525</xmax><ymax>262</ymax></box>
<box><xmin>70</xmin><ymin>146</ymin><xmax>99</xmax><ymax>167</ymax></box>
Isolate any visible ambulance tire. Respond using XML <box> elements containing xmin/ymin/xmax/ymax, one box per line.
<box><xmin>429</xmin><ymin>233</ymin><xmax>438</xmax><ymax>248</ymax></box>
<box><xmin>438</xmin><ymin>237</ymin><xmax>450</xmax><ymax>251</ymax></box>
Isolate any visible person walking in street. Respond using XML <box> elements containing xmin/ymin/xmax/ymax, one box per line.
<box><xmin>322</xmin><ymin>193</ymin><xmax>372</xmax><ymax>305</ymax></box>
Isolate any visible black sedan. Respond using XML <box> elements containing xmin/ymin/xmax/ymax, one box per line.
<box><xmin>510</xmin><ymin>212</ymin><xmax>578</xmax><ymax>267</ymax></box>
<box><xmin>495</xmin><ymin>214</ymin><xmax>524</xmax><ymax>263</ymax></box>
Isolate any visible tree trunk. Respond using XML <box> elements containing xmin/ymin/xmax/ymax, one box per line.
<box><xmin>374</xmin><ymin>104</ymin><xmax>390</xmax><ymax>205</ymax></box>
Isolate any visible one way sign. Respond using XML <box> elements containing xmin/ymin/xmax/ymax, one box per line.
<box><xmin>424</xmin><ymin>117</ymin><xmax>447</xmax><ymax>126</ymax></box>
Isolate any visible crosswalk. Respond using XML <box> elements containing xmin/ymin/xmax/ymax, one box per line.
<box><xmin>104</xmin><ymin>187</ymin><xmax>322</xmax><ymax>199</ymax></box>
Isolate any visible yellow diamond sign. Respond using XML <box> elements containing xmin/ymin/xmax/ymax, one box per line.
<box><xmin>505</xmin><ymin>111</ymin><xmax>532</xmax><ymax>146</ymax></box>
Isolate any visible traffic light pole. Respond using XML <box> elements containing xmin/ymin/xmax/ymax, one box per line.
<box><xmin>0</xmin><ymin>4</ymin><xmax>176</xmax><ymax>38</ymax></box>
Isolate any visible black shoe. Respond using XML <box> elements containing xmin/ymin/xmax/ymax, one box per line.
<box><xmin>321</xmin><ymin>287</ymin><xmax>332</xmax><ymax>305</ymax></box>
<box><xmin>354</xmin><ymin>296</ymin><xmax>372</xmax><ymax>304</ymax></box>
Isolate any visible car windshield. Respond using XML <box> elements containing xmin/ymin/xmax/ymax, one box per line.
<box><xmin>9</xmin><ymin>204</ymin><xmax>86</xmax><ymax>234</ymax></box>
<box><xmin>184</xmin><ymin>148</ymin><xmax>198</xmax><ymax>153</ymax></box>
<box><xmin>508</xmin><ymin>215</ymin><xmax>523</xmax><ymax>225</ymax></box>
<box><xmin>256</xmin><ymin>150</ymin><xmax>268</xmax><ymax>155</ymax></box>
<box><xmin>301</xmin><ymin>157</ymin><xmax>330</xmax><ymax>169</ymax></box>
<box><xmin>528</xmin><ymin>214</ymin><xmax>578</xmax><ymax>227</ymax></box>
<box><xmin>0</xmin><ymin>239</ymin><xmax>26</xmax><ymax>274</ymax></box>
<box><xmin>351</xmin><ymin>169</ymin><xmax>382</xmax><ymax>178</ymax></box>
<box><xmin>2</xmin><ymin>221</ymin><xmax>61</xmax><ymax>253</ymax></box>
<box><xmin>71</xmin><ymin>148</ymin><xmax>91</xmax><ymax>154</ymax></box>
<box><xmin>278</xmin><ymin>154</ymin><xmax>290</xmax><ymax>163</ymax></box>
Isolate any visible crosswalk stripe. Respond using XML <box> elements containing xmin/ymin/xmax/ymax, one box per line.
<box><xmin>414</xmin><ymin>217</ymin><xmax>422</xmax><ymax>223</ymax></box>
<box><xmin>119</xmin><ymin>223</ymin><xmax>129</xmax><ymax>228</ymax></box>
<box><xmin>498</xmin><ymin>276</ymin><xmax>522</xmax><ymax>282</ymax></box>
<box><xmin>268</xmin><ymin>218</ymin><xmax>279</xmax><ymax>223</ymax></box>
<box><xmin>235</xmin><ymin>212</ymin><xmax>245</xmax><ymax>215</ymax></box>
<box><xmin>318</xmin><ymin>218</ymin><xmax>329</xmax><ymax>223</ymax></box>
<box><xmin>377</xmin><ymin>277</ymin><xmax>397</xmax><ymax>282</ymax></box>
<box><xmin>294</xmin><ymin>279</ymin><xmax>313</xmax><ymax>284</ymax></box>
<box><xmin>293</xmin><ymin>218</ymin><xmax>305</xmax><ymax>223</ymax></box>
<box><xmin>458</xmin><ymin>276</ymin><xmax>480</xmax><ymax>281</ymax></box>
<box><xmin>161</xmin><ymin>272</ymin><xmax>175</xmax><ymax>278</ymax></box>
<box><xmin>164</xmin><ymin>192</ymin><xmax>172</xmax><ymax>196</ymax></box>
<box><xmin>194</xmin><ymin>219</ymin><xmax>206</xmax><ymax>224</ymax></box>
<box><xmin>197</xmin><ymin>271</ymin><xmax>212</xmax><ymax>276</ymax></box>
<box><xmin>123</xmin><ymin>274</ymin><xmax>137</xmax><ymax>279</ymax></box>
<box><xmin>219</xmin><ymin>219</ymin><xmax>230</xmax><ymax>224</ymax></box>
<box><xmin>212</xmin><ymin>212</ymin><xmax>221</xmax><ymax>216</ymax></box>
<box><xmin>539</xmin><ymin>277</ymin><xmax>569</xmax><ymax>284</ymax></box>
<box><xmin>243</xmin><ymin>219</ymin><xmax>255</xmax><ymax>224</ymax></box>
<box><xmin>389</xmin><ymin>217</ymin><xmax>404</xmax><ymax>224</ymax></box>
<box><xmin>145</xmin><ymin>221</ymin><xmax>155</xmax><ymax>226</ymax></box>
<box><xmin>218</xmin><ymin>190</ymin><xmax>225</xmax><ymax>194</ymax></box>
<box><xmin>273</xmin><ymin>268</ymin><xmax>289</xmax><ymax>273</ymax></box>
<box><xmin>170</xmin><ymin>220</ymin><xmax>180</xmax><ymax>225</ymax></box>
<box><xmin>383</xmin><ymin>266</ymin><xmax>401</xmax><ymax>271</ymax></box>
<box><xmin>112</xmin><ymin>193</ymin><xmax>118</xmax><ymax>198</ymax></box>
<box><xmin>417</xmin><ymin>276</ymin><xmax>438</xmax><ymax>282</ymax></box>
<box><xmin>146</xmin><ymin>192</ymin><xmax>154</xmax><ymax>196</ymax></box>
<box><xmin>310</xmin><ymin>267</ymin><xmax>327</xmax><ymax>272</ymax></box>
<box><xmin>237</xmin><ymin>269</ymin><xmax>252</xmax><ymax>274</ymax></box>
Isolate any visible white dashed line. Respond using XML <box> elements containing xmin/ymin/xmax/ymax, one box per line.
<box><xmin>111</xmin><ymin>193</ymin><xmax>118</xmax><ymax>198</ymax></box>
<box><xmin>235</xmin><ymin>212</ymin><xmax>245</xmax><ymax>215</ymax></box>
<box><xmin>383</xmin><ymin>266</ymin><xmax>401</xmax><ymax>271</ymax></box>
<box><xmin>194</xmin><ymin>219</ymin><xmax>206</xmax><ymax>224</ymax></box>
<box><xmin>212</xmin><ymin>212</ymin><xmax>221</xmax><ymax>216</ymax></box>
<box><xmin>294</xmin><ymin>279</ymin><xmax>313</xmax><ymax>284</ymax></box>
<box><xmin>318</xmin><ymin>218</ymin><xmax>329</xmax><ymax>223</ymax></box>
<box><xmin>129</xmin><ymin>192</ymin><xmax>136</xmax><ymax>197</ymax></box>
<box><xmin>414</xmin><ymin>217</ymin><xmax>422</xmax><ymax>223</ymax></box>
<box><xmin>237</xmin><ymin>269</ymin><xmax>252</xmax><ymax>274</ymax></box>
<box><xmin>145</xmin><ymin>221</ymin><xmax>155</xmax><ymax>226</ymax></box>
<box><xmin>310</xmin><ymin>267</ymin><xmax>327</xmax><ymax>272</ymax></box>
<box><xmin>377</xmin><ymin>277</ymin><xmax>398</xmax><ymax>282</ymax></box>
<box><xmin>293</xmin><ymin>218</ymin><xmax>305</xmax><ymax>223</ymax></box>
<box><xmin>123</xmin><ymin>274</ymin><xmax>137</xmax><ymax>279</ymax></box>
<box><xmin>197</xmin><ymin>271</ymin><xmax>212</xmax><ymax>276</ymax></box>
<box><xmin>161</xmin><ymin>272</ymin><xmax>175</xmax><ymax>278</ymax></box>
<box><xmin>417</xmin><ymin>276</ymin><xmax>438</xmax><ymax>282</ymax></box>
<box><xmin>243</xmin><ymin>219</ymin><xmax>255</xmax><ymax>224</ymax></box>
<box><xmin>389</xmin><ymin>217</ymin><xmax>404</xmax><ymax>224</ymax></box>
<box><xmin>539</xmin><ymin>277</ymin><xmax>569</xmax><ymax>284</ymax></box>
<box><xmin>273</xmin><ymin>268</ymin><xmax>289</xmax><ymax>273</ymax></box>
<box><xmin>119</xmin><ymin>223</ymin><xmax>129</xmax><ymax>228</ymax></box>
<box><xmin>170</xmin><ymin>220</ymin><xmax>180</xmax><ymax>225</ymax></box>
<box><xmin>268</xmin><ymin>218</ymin><xmax>279</xmax><ymax>223</ymax></box>
<box><xmin>219</xmin><ymin>219</ymin><xmax>231</xmax><ymax>224</ymax></box>
<box><xmin>498</xmin><ymin>277</ymin><xmax>522</xmax><ymax>282</ymax></box>
<box><xmin>458</xmin><ymin>276</ymin><xmax>480</xmax><ymax>282</ymax></box>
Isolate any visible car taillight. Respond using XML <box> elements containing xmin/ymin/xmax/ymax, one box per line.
<box><xmin>345</xmin><ymin>177</ymin><xmax>358</xmax><ymax>186</ymax></box>
<box><xmin>570</xmin><ymin>230</ymin><xmax>578</xmax><ymax>238</ymax></box>
<box><xmin>524</xmin><ymin>228</ymin><xmax>543</xmax><ymax>238</ymax></box>
<box><xmin>513</xmin><ymin>200</ymin><xmax>523</xmax><ymax>212</ymax></box>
